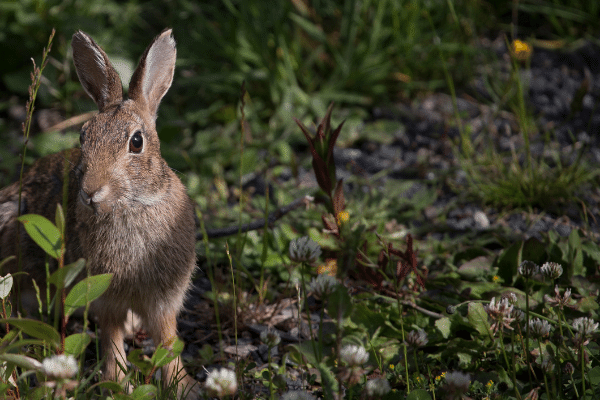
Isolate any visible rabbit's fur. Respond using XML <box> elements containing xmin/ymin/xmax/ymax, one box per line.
<box><xmin>0</xmin><ymin>30</ymin><xmax>198</xmax><ymax>398</ymax></box>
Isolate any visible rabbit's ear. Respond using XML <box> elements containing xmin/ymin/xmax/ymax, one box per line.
<box><xmin>72</xmin><ymin>31</ymin><xmax>123</xmax><ymax>111</ymax></box>
<box><xmin>128</xmin><ymin>29</ymin><xmax>176</xmax><ymax>118</ymax></box>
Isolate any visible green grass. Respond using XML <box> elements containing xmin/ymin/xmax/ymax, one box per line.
<box><xmin>1</xmin><ymin>1</ymin><xmax>600</xmax><ymax>399</ymax></box>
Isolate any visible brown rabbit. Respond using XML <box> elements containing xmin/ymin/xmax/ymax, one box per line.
<box><xmin>0</xmin><ymin>29</ymin><xmax>198</xmax><ymax>398</ymax></box>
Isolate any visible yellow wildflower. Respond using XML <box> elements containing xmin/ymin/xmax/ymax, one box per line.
<box><xmin>317</xmin><ymin>259</ymin><xmax>337</xmax><ymax>277</ymax></box>
<box><xmin>512</xmin><ymin>39</ymin><xmax>532</xmax><ymax>61</ymax></box>
<box><xmin>487</xmin><ymin>379</ymin><xmax>494</xmax><ymax>388</ymax></box>
<box><xmin>336</xmin><ymin>210</ymin><xmax>349</xmax><ymax>226</ymax></box>
<box><xmin>493</xmin><ymin>275</ymin><xmax>500</xmax><ymax>282</ymax></box>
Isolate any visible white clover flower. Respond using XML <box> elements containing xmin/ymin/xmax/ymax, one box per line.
<box><xmin>41</xmin><ymin>354</ymin><xmax>78</xmax><ymax>380</ymax></box>
<box><xmin>573</xmin><ymin>317</ymin><xmax>599</xmax><ymax>336</ymax></box>
<box><xmin>365</xmin><ymin>377</ymin><xmax>391</xmax><ymax>397</ymax></box>
<box><xmin>541</xmin><ymin>262</ymin><xmax>563</xmax><ymax>279</ymax></box>
<box><xmin>529</xmin><ymin>318</ymin><xmax>552</xmax><ymax>339</ymax></box>
<box><xmin>518</xmin><ymin>260</ymin><xmax>539</xmax><ymax>278</ymax></box>
<box><xmin>260</xmin><ymin>329</ymin><xmax>281</xmax><ymax>348</ymax></box>
<box><xmin>280</xmin><ymin>391</ymin><xmax>317</xmax><ymax>400</ymax></box>
<box><xmin>502</xmin><ymin>292</ymin><xmax>518</xmax><ymax>305</ymax></box>
<box><xmin>289</xmin><ymin>237</ymin><xmax>321</xmax><ymax>263</ymax></box>
<box><xmin>310</xmin><ymin>274</ymin><xmax>338</xmax><ymax>299</ymax></box>
<box><xmin>544</xmin><ymin>286</ymin><xmax>573</xmax><ymax>310</ymax></box>
<box><xmin>444</xmin><ymin>371</ymin><xmax>470</xmax><ymax>395</ymax></box>
<box><xmin>340</xmin><ymin>344</ymin><xmax>369</xmax><ymax>367</ymax></box>
<box><xmin>205</xmin><ymin>368</ymin><xmax>237</xmax><ymax>398</ymax></box>
<box><xmin>484</xmin><ymin>297</ymin><xmax>515</xmax><ymax>334</ymax></box>
<box><xmin>406</xmin><ymin>329</ymin><xmax>428</xmax><ymax>348</ymax></box>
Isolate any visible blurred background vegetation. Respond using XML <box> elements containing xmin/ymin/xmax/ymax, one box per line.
<box><xmin>0</xmin><ymin>0</ymin><xmax>599</xmax><ymax>207</ymax></box>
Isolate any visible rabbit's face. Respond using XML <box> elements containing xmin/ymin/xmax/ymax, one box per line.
<box><xmin>77</xmin><ymin>100</ymin><xmax>169</xmax><ymax>215</ymax></box>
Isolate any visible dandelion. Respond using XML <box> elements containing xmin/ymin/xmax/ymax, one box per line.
<box><xmin>484</xmin><ymin>297</ymin><xmax>515</xmax><ymax>334</ymax></box>
<box><xmin>544</xmin><ymin>285</ymin><xmax>574</xmax><ymax>310</ymax></box>
<box><xmin>365</xmin><ymin>378</ymin><xmax>391</xmax><ymax>397</ymax></box>
<box><xmin>310</xmin><ymin>274</ymin><xmax>337</xmax><ymax>299</ymax></box>
<box><xmin>340</xmin><ymin>345</ymin><xmax>369</xmax><ymax>366</ymax></box>
<box><xmin>289</xmin><ymin>236</ymin><xmax>321</xmax><ymax>263</ymax></box>
<box><xmin>389</xmin><ymin>364</ymin><xmax>395</xmax><ymax>371</ymax></box>
<box><xmin>41</xmin><ymin>354</ymin><xmax>78</xmax><ymax>380</ymax></box>
<box><xmin>540</xmin><ymin>262</ymin><xmax>563</xmax><ymax>279</ymax></box>
<box><xmin>528</xmin><ymin>318</ymin><xmax>552</xmax><ymax>339</ymax></box>
<box><xmin>205</xmin><ymin>368</ymin><xmax>237</xmax><ymax>398</ymax></box>
<box><xmin>492</xmin><ymin>275</ymin><xmax>500</xmax><ymax>283</ymax></box>
<box><xmin>518</xmin><ymin>260</ymin><xmax>539</xmax><ymax>278</ymax></box>
<box><xmin>280</xmin><ymin>391</ymin><xmax>317</xmax><ymax>400</ymax></box>
<box><xmin>406</xmin><ymin>329</ymin><xmax>428</xmax><ymax>348</ymax></box>
<box><xmin>443</xmin><ymin>371</ymin><xmax>470</xmax><ymax>399</ymax></box>
<box><xmin>317</xmin><ymin>259</ymin><xmax>337</xmax><ymax>276</ymax></box>
<box><xmin>260</xmin><ymin>329</ymin><xmax>281</xmax><ymax>348</ymax></box>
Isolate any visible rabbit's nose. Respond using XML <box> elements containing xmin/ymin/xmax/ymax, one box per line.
<box><xmin>79</xmin><ymin>186</ymin><xmax>110</xmax><ymax>213</ymax></box>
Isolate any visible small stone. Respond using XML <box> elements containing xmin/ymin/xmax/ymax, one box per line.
<box><xmin>473</xmin><ymin>211</ymin><xmax>489</xmax><ymax>229</ymax></box>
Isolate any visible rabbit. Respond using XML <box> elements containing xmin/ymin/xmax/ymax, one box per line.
<box><xmin>0</xmin><ymin>29</ymin><xmax>199</xmax><ymax>398</ymax></box>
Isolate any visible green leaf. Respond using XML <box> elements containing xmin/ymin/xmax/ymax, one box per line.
<box><xmin>89</xmin><ymin>380</ymin><xmax>124</xmax><ymax>394</ymax></box>
<box><xmin>17</xmin><ymin>214</ymin><xmax>62</xmax><ymax>259</ymax></box>
<box><xmin>64</xmin><ymin>333</ymin><xmax>91</xmax><ymax>357</ymax></box>
<box><xmin>435</xmin><ymin>317</ymin><xmax>452</xmax><ymax>339</ymax></box>
<box><xmin>327</xmin><ymin>285</ymin><xmax>352</xmax><ymax>321</ymax></box>
<box><xmin>406</xmin><ymin>389</ymin><xmax>432</xmax><ymax>400</ymax></box>
<box><xmin>317</xmin><ymin>361</ymin><xmax>338</xmax><ymax>399</ymax></box>
<box><xmin>131</xmin><ymin>384</ymin><xmax>157</xmax><ymax>399</ymax></box>
<box><xmin>151</xmin><ymin>338</ymin><xmax>184</xmax><ymax>368</ymax></box>
<box><xmin>588</xmin><ymin>366</ymin><xmax>600</xmax><ymax>386</ymax></box>
<box><xmin>48</xmin><ymin>258</ymin><xmax>86</xmax><ymax>289</ymax></box>
<box><xmin>0</xmin><ymin>353</ymin><xmax>42</xmax><ymax>371</ymax></box>
<box><xmin>0</xmin><ymin>274</ymin><xmax>13</xmax><ymax>299</ymax></box>
<box><xmin>0</xmin><ymin>318</ymin><xmax>60</xmax><ymax>348</ymax></box>
<box><xmin>64</xmin><ymin>274</ymin><xmax>112</xmax><ymax>317</ymax></box>
<box><xmin>352</xmin><ymin>303</ymin><xmax>387</xmax><ymax>337</ymax></box>
<box><xmin>127</xmin><ymin>349</ymin><xmax>153</xmax><ymax>376</ymax></box>
<box><xmin>467</xmin><ymin>302</ymin><xmax>491</xmax><ymax>340</ymax></box>
<box><xmin>496</xmin><ymin>241</ymin><xmax>522</xmax><ymax>285</ymax></box>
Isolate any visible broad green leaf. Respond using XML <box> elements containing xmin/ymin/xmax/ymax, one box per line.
<box><xmin>496</xmin><ymin>241</ymin><xmax>521</xmax><ymax>285</ymax></box>
<box><xmin>17</xmin><ymin>214</ymin><xmax>62</xmax><ymax>259</ymax></box>
<box><xmin>0</xmin><ymin>353</ymin><xmax>42</xmax><ymax>371</ymax></box>
<box><xmin>435</xmin><ymin>317</ymin><xmax>451</xmax><ymax>339</ymax></box>
<box><xmin>457</xmin><ymin>256</ymin><xmax>492</xmax><ymax>281</ymax></box>
<box><xmin>64</xmin><ymin>274</ymin><xmax>112</xmax><ymax>316</ymax></box>
<box><xmin>521</xmin><ymin>237</ymin><xmax>546</xmax><ymax>266</ymax></box>
<box><xmin>588</xmin><ymin>366</ymin><xmax>600</xmax><ymax>386</ymax></box>
<box><xmin>327</xmin><ymin>285</ymin><xmax>352</xmax><ymax>321</ymax></box>
<box><xmin>352</xmin><ymin>303</ymin><xmax>386</xmax><ymax>337</ymax></box>
<box><xmin>131</xmin><ymin>384</ymin><xmax>157</xmax><ymax>399</ymax></box>
<box><xmin>151</xmin><ymin>338</ymin><xmax>184</xmax><ymax>368</ymax></box>
<box><xmin>48</xmin><ymin>258</ymin><xmax>86</xmax><ymax>289</ymax></box>
<box><xmin>127</xmin><ymin>349</ymin><xmax>153</xmax><ymax>376</ymax></box>
<box><xmin>467</xmin><ymin>302</ymin><xmax>491</xmax><ymax>341</ymax></box>
<box><xmin>406</xmin><ymin>389</ymin><xmax>432</xmax><ymax>400</ymax></box>
<box><xmin>64</xmin><ymin>333</ymin><xmax>91</xmax><ymax>357</ymax></box>
<box><xmin>0</xmin><ymin>318</ymin><xmax>60</xmax><ymax>348</ymax></box>
<box><xmin>0</xmin><ymin>274</ymin><xmax>13</xmax><ymax>299</ymax></box>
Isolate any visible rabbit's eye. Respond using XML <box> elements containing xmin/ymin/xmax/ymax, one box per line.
<box><xmin>129</xmin><ymin>131</ymin><xmax>143</xmax><ymax>153</ymax></box>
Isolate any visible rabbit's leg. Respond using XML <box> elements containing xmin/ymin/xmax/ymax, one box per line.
<box><xmin>98</xmin><ymin>307</ymin><xmax>129</xmax><ymax>383</ymax></box>
<box><xmin>149</xmin><ymin>310</ymin><xmax>199</xmax><ymax>399</ymax></box>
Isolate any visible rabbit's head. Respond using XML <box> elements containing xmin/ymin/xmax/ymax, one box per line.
<box><xmin>72</xmin><ymin>30</ymin><xmax>177</xmax><ymax>215</ymax></box>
